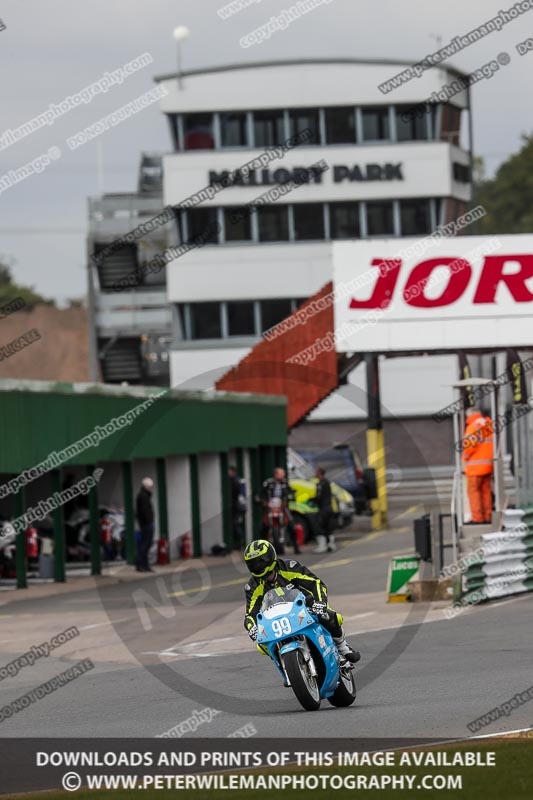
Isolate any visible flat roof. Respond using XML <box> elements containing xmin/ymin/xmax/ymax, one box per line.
<box><xmin>0</xmin><ymin>378</ymin><xmax>286</xmax><ymax>407</ymax></box>
<box><xmin>154</xmin><ymin>57</ymin><xmax>467</xmax><ymax>84</ymax></box>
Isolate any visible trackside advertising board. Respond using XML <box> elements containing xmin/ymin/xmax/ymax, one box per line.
<box><xmin>387</xmin><ymin>555</ymin><xmax>421</xmax><ymax>602</ymax></box>
<box><xmin>332</xmin><ymin>235</ymin><xmax>533</xmax><ymax>353</ymax></box>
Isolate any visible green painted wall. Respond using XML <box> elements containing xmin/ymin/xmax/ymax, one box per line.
<box><xmin>0</xmin><ymin>382</ymin><xmax>287</xmax><ymax>473</ymax></box>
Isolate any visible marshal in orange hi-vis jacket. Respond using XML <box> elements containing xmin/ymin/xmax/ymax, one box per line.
<box><xmin>462</xmin><ymin>409</ymin><xmax>494</xmax><ymax>524</ymax></box>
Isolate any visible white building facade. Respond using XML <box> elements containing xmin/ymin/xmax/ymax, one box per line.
<box><xmin>155</xmin><ymin>59</ymin><xmax>474</xmax><ymax>422</ymax></box>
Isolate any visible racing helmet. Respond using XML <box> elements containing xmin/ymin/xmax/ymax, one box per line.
<box><xmin>244</xmin><ymin>539</ymin><xmax>277</xmax><ymax>578</ymax></box>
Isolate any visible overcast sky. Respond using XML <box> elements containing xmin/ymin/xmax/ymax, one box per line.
<box><xmin>0</xmin><ymin>0</ymin><xmax>531</xmax><ymax>304</ymax></box>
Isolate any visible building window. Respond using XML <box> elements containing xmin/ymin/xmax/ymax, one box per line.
<box><xmin>395</xmin><ymin>106</ymin><xmax>428</xmax><ymax>141</ymax></box>
<box><xmin>439</xmin><ymin>104</ymin><xmax>462</xmax><ymax>146</ymax></box>
<box><xmin>330</xmin><ymin>202</ymin><xmax>360</xmax><ymax>239</ymax></box>
<box><xmin>293</xmin><ymin>203</ymin><xmax>325</xmax><ymax>240</ymax></box>
<box><xmin>366</xmin><ymin>201</ymin><xmax>394</xmax><ymax>235</ymax></box>
<box><xmin>453</xmin><ymin>162</ymin><xmax>471</xmax><ymax>183</ymax></box>
<box><xmin>289</xmin><ymin>108</ymin><xmax>320</xmax><ymax>144</ymax></box>
<box><xmin>190</xmin><ymin>302</ymin><xmax>222</xmax><ymax>339</ymax></box>
<box><xmin>400</xmin><ymin>199</ymin><xmax>432</xmax><ymax>236</ymax></box>
<box><xmin>253</xmin><ymin>110</ymin><xmax>285</xmax><ymax>147</ymax></box>
<box><xmin>183</xmin><ymin>113</ymin><xmax>215</xmax><ymax>150</ymax></box>
<box><xmin>325</xmin><ymin>107</ymin><xmax>356</xmax><ymax>144</ymax></box>
<box><xmin>187</xmin><ymin>208</ymin><xmax>219</xmax><ymax>243</ymax></box>
<box><xmin>227</xmin><ymin>301</ymin><xmax>256</xmax><ymax>336</ymax></box>
<box><xmin>257</xmin><ymin>205</ymin><xmax>289</xmax><ymax>241</ymax></box>
<box><xmin>362</xmin><ymin>106</ymin><xmax>390</xmax><ymax>141</ymax></box>
<box><xmin>224</xmin><ymin>207</ymin><xmax>252</xmax><ymax>241</ymax></box>
<box><xmin>220</xmin><ymin>112</ymin><xmax>248</xmax><ymax>147</ymax></box>
<box><xmin>260</xmin><ymin>299</ymin><xmax>293</xmax><ymax>332</ymax></box>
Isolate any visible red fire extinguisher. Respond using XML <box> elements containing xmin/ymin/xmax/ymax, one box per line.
<box><xmin>180</xmin><ymin>532</ymin><xmax>192</xmax><ymax>559</ymax></box>
<box><xmin>157</xmin><ymin>537</ymin><xmax>170</xmax><ymax>565</ymax></box>
<box><xmin>26</xmin><ymin>527</ymin><xmax>39</xmax><ymax>559</ymax></box>
<box><xmin>295</xmin><ymin>523</ymin><xmax>304</xmax><ymax>548</ymax></box>
<box><xmin>100</xmin><ymin>516</ymin><xmax>112</xmax><ymax>546</ymax></box>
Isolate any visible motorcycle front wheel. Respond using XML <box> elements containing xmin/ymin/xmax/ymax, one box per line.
<box><xmin>283</xmin><ymin>649</ymin><xmax>321</xmax><ymax>711</ymax></box>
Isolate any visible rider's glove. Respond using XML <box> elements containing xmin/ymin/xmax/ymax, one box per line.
<box><xmin>248</xmin><ymin>624</ymin><xmax>258</xmax><ymax>641</ymax></box>
<box><xmin>309</xmin><ymin>601</ymin><xmax>328</xmax><ymax>617</ymax></box>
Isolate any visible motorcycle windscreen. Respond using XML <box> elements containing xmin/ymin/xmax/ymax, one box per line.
<box><xmin>260</xmin><ymin>586</ymin><xmax>301</xmax><ymax>614</ymax></box>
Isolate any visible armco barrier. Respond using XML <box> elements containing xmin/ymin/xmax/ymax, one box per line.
<box><xmin>462</xmin><ymin>510</ymin><xmax>533</xmax><ymax>603</ymax></box>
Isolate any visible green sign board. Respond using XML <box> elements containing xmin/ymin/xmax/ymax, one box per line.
<box><xmin>387</xmin><ymin>555</ymin><xmax>421</xmax><ymax>602</ymax></box>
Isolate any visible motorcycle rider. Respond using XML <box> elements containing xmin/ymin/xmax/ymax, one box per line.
<box><xmin>313</xmin><ymin>466</ymin><xmax>336</xmax><ymax>554</ymax></box>
<box><xmin>259</xmin><ymin>467</ymin><xmax>300</xmax><ymax>555</ymax></box>
<box><xmin>243</xmin><ymin>539</ymin><xmax>360</xmax><ymax>664</ymax></box>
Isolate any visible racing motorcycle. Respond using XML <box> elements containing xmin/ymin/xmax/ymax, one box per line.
<box><xmin>256</xmin><ymin>586</ymin><xmax>357</xmax><ymax>711</ymax></box>
<box><xmin>264</xmin><ymin>497</ymin><xmax>286</xmax><ymax>555</ymax></box>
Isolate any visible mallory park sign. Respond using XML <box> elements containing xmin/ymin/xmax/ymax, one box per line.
<box><xmin>208</xmin><ymin>163</ymin><xmax>404</xmax><ymax>187</ymax></box>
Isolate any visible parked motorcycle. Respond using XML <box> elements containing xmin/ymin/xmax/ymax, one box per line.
<box><xmin>256</xmin><ymin>586</ymin><xmax>357</xmax><ymax>712</ymax></box>
<box><xmin>65</xmin><ymin>508</ymin><xmax>91</xmax><ymax>561</ymax></box>
<box><xmin>65</xmin><ymin>506</ymin><xmax>125</xmax><ymax>561</ymax></box>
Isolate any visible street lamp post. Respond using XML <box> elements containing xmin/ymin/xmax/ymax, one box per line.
<box><xmin>173</xmin><ymin>25</ymin><xmax>190</xmax><ymax>90</ymax></box>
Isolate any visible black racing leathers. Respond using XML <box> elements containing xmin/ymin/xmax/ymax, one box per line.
<box><xmin>244</xmin><ymin>558</ymin><xmax>342</xmax><ymax>638</ymax></box>
<box><xmin>259</xmin><ymin>478</ymin><xmax>294</xmax><ymax>506</ymax></box>
<box><xmin>315</xmin><ymin>476</ymin><xmax>334</xmax><ymax>537</ymax></box>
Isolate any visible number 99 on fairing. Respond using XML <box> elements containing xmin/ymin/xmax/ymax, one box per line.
<box><xmin>272</xmin><ymin>617</ymin><xmax>292</xmax><ymax>637</ymax></box>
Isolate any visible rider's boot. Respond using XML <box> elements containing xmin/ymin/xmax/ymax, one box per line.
<box><xmin>313</xmin><ymin>535</ymin><xmax>328</xmax><ymax>554</ymax></box>
<box><xmin>333</xmin><ymin>631</ymin><xmax>361</xmax><ymax>664</ymax></box>
<box><xmin>327</xmin><ymin>535</ymin><xmax>336</xmax><ymax>552</ymax></box>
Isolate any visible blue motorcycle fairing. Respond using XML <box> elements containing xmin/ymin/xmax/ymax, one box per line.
<box><xmin>256</xmin><ymin>588</ymin><xmax>341</xmax><ymax>699</ymax></box>
<box><xmin>279</xmin><ymin>641</ymin><xmax>299</xmax><ymax>655</ymax></box>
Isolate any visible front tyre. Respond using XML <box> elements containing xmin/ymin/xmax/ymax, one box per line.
<box><xmin>328</xmin><ymin>666</ymin><xmax>357</xmax><ymax>707</ymax></box>
<box><xmin>283</xmin><ymin>648</ymin><xmax>321</xmax><ymax>711</ymax></box>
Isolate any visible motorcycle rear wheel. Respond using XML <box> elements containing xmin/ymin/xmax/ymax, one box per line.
<box><xmin>283</xmin><ymin>649</ymin><xmax>321</xmax><ymax>711</ymax></box>
<box><xmin>327</xmin><ymin>666</ymin><xmax>357</xmax><ymax>707</ymax></box>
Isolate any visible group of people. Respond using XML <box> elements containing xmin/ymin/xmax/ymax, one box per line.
<box><xmin>133</xmin><ymin>463</ymin><xmax>336</xmax><ymax>571</ymax></box>
<box><xmin>135</xmin><ymin>403</ymin><xmax>493</xmax><ymax>571</ymax></box>
<box><xmin>229</xmin><ymin>464</ymin><xmax>337</xmax><ymax>554</ymax></box>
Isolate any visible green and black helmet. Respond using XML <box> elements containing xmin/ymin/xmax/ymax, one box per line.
<box><xmin>244</xmin><ymin>539</ymin><xmax>277</xmax><ymax>578</ymax></box>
